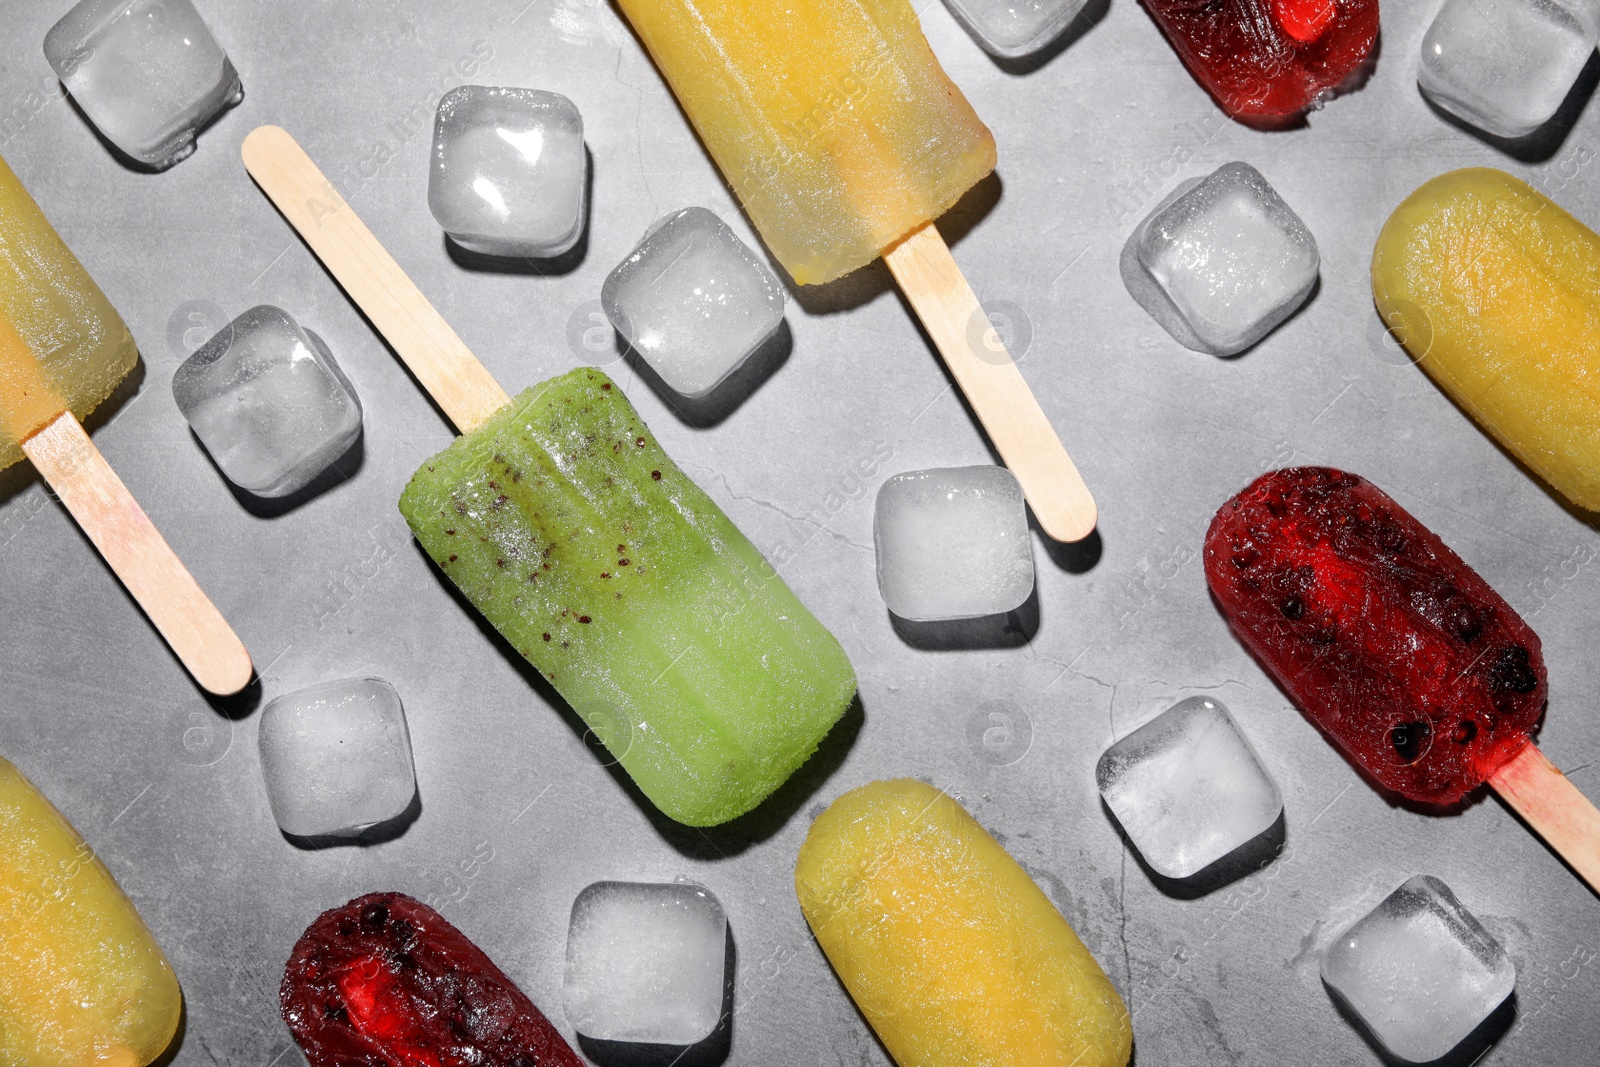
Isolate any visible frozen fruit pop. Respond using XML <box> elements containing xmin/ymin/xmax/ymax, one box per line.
<box><xmin>795</xmin><ymin>780</ymin><xmax>1132</xmax><ymax>1067</ymax></box>
<box><xmin>401</xmin><ymin>369</ymin><xmax>856</xmax><ymax>826</ymax></box>
<box><xmin>0</xmin><ymin>152</ymin><xmax>250</xmax><ymax>694</ymax></box>
<box><xmin>612</xmin><ymin>0</ymin><xmax>1096</xmax><ymax>542</ymax></box>
<box><xmin>1373</xmin><ymin>168</ymin><xmax>1600</xmax><ymax>512</ymax></box>
<box><xmin>1206</xmin><ymin>468</ymin><xmax>1600</xmax><ymax>889</ymax></box>
<box><xmin>282</xmin><ymin>893</ymin><xmax>584</xmax><ymax>1067</ymax></box>
<box><xmin>241</xmin><ymin>128</ymin><xmax>857</xmax><ymax>827</ymax></box>
<box><xmin>0</xmin><ymin>756</ymin><xmax>181</xmax><ymax>1067</ymax></box>
<box><xmin>1142</xmin><ymin>0</ymin><xmax>1379</xmax><ymax>124</ymax></box>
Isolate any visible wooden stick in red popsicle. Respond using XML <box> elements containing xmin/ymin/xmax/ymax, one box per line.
<box><xmin>1206</xmin><ymin>467</ymin><xmax>1600</xmax><ymax>894</ymax></box>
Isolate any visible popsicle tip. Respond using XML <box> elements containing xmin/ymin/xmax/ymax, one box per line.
<box><xmin>187</xmin><ymin>630</ymin><xmax>254</xmax><ymax>696</ymax></box>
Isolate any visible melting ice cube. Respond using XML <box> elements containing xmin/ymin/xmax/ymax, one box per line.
<box><xmin>429</xmin><ymin>85</ymin><xmax>588</xmax><ymax>259</ymax></box>
<box><xmin>1322</xmin><ymin>875</ymin><xmax>1516</xmax><ymax>1063</ymax></box>
<box><xmin>44</xmin><ymin>0</ymin><xmax>242</xmax><ymax>169</ymax></box>
<box><xmin>601</xmin><ymin>207</ymin><xmax>785</xmax><ymax>398</ymax></box>
<box><xmin>564</xmin><ymin>880</ymin><xmax>727</xmax><ymax>1045</ymax></box>
<box><xmin>1420</xmin><ymin>0</ymin><xmax>1600</xmax><ymax>139</ymax></box>
<box><xmin>172</xmin><ymin>305</ymin><xmax>362</xmax><ymax>499</ymax></box>
<box><xmin>1132</xmin><ymin>162</ymin><xmax>1319</xmax><ymax>355</ymax></box>
<box><xmin>1097</xmin><ymin>696</ymin><xmax>1283</xmax><ymax>879</ymax></box>
<box><xmin>257</xmin><ymin>678</ymin><xmax>417</xmax><ymax>839</ymax></box>
<box><xmin>873</xmin><ymin>465</ymin><xmax>1035</xmax><ymax>622</ymax></box>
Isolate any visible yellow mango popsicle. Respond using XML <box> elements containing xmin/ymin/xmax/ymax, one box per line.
<box><xmin>0</xmin><ymin>152</ymin><xmax>136</xmax><ymax>468</ymax></box>
<box><xmin>1372</xmin><ymin>168</ymin><xmax>1600</xmax><ymax>511</ymax></box>
<box><xmin>615</xmin><ymin>0</ymin><xmax>996</xmax><ymax>285</ymax></box>
<box><xmin>0</xmin><ymin>757</ymin><xmax>181</xmax><ymax>1066</ymax></box>
<box><xmin>795</xmin><ymin>779</ymin><xmax>1131</xmax><ymax>1067</ymax></box>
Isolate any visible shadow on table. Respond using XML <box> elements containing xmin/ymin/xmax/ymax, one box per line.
<box><xmin>1104</xmin><ymin>800</ymin><xmax>1288</xmax><ymax>900</ymax></box>
<box><xmin>416</xmin><ymin>541</ymin><xmax>864</xmax><ymax>858</ymax></box>
<box><xmin>579</xmin><ymin>925</ymin><xmax>736</xmax><ymax>1067</ymax></box>
<box><xmin>888</xmin><ymin>585</ymin><xmax>1040</xmax><ymax>651</ymax></box>
<box><xmin>281</xmin><ymin>789</ymin><xmax>423</xmax><ymax>851</ymax></box>
<box><xmin>623</xmin><ymin>318</ymin><xmax>792</xmax><ymax>428</ymax></box>
<box><xmin>1326</xmin><ymin>983</ymin><xmax>1516</xmax><ymax>1067</ymax></box>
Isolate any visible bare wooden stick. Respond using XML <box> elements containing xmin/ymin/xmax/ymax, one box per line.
<box><xmin>1489</xmin><ymin>743</ymin><xmax>1600</xmax><ymax>894</ymax></box>
<box><xmin>240</xmin><ymin>125</ymin><xmax>509</xmax><ymax>435</ymax></box>
<box><xmin>884</xmin><ymin>222</ymin><xmax>1097</xmax><ymax>544</ymax></box>
<box><xmin>21</xmin><ymin>412</ymin><xmax>253</xmax><ymax>696</ymax></box>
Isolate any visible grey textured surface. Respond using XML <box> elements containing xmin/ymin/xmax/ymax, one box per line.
<box><xmin>2</xmin><ymin>1</ymin><xmax>1598</xmax><ymax>1065</ymax></box>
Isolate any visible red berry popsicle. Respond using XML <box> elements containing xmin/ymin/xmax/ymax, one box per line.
<box><xmin>281</xmin><ymin>893</ymin><xmax>583</xmax><ymax>1067</ymax></box>
<box><xmin>1206</xmin><ymin>468</ymin><xmax>1600</xmax><ymax>889</ymax></box>
<box><xmin>1141</xmin><ymin>0</ymin><xmax>1379</xmax><ymax>124</ymax></box>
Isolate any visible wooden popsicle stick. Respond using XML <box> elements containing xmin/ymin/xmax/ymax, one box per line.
<box><xmin>20</xmin><ymin>411</ymin><xmax>253</xmax><ymax>696</ymax></box>
<box><xmin>1489</xmin><ymin>743</ymin><xmax>1600</xmax><ymax>894</ymax></box>
<box><xmin>240</xmin><ymin>125</ymin><xmax>509</xmax><ymax>435</ymax></box>
<box><xmin>884</xmin><ymin>222</ymin><xmax>1097</xmax><ymax>544</ymax></box>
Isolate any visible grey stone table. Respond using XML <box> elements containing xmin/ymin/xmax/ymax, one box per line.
<box><xmin>2</xmin><ymin>1</ymin><xmax>1597</xmax><ymax>1064</ymax></box>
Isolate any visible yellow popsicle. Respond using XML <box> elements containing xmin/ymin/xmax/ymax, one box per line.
<box><xmin>614</xmin><ymin>0</ymin><xmax>996</xmax><ymax>285</ymax></box>
<box><xmin>1372</xmin><ymin>167</ymin><xmax>1600</xmax><ymax>512</ymax></box>
<box><xmin>795</xmin><ymin>779</ymin><xmax>1132</xmax><ymax>1067</ymax></box>
<box><xmin>0</xmin><ymin>151</ymin><xmax>137</xmax><ymax>468</ymax></box>
<box><xmin>0</xmin><ymin>756</ymin><xmax>181</xmax><ymax>1066</ymax></box>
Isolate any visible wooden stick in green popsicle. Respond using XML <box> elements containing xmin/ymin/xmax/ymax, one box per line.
<box><xmin>241</xmin><ymin>126</ymin><xmax>857</xmax><ymax>826</ymax></box>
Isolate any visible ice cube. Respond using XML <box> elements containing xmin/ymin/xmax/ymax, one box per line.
<box><xmin>1322</xmin><ymin>875</ymin><xmax>1516</xmax><ymax>1063</ymax></box>
<box><xmin>172</xmin><ymin>305</ymin><xmax>363</xmax><ymax>499</ymax></box>
<box><xmin>563</xmin><ymin>880</ymin><xmax>727</xmax><ymax>1045</ymax></box>
<box><xmin>941</xmin><ymin>0</ymin><xmax>1089</xmax><ymax>58</ymax></box>
<box><xmin>1419</xmin><ymin>0</ymin><xmax>1600</xmax><ymax>139</ymax></box>
<box><xmin>1133</xmin><ymin>162</ymin><xmax>1319</xmax><ymax>355</ymax></box>
<box><xmin>601</xmin><ymin>207</ymin><xmax>785</xmax><ymax>398</ymax></box>
<box><xmin>873</xmin><ymin>466</ymin><xmax>1034</xmax><ymax>622</ymax></box>
<box><xmin>428</xmin><ymin>85</ymin><xmax>588</xmax><ymax>259</ymax></box>
<box><xmin>44</xmin><ymin>0</ymin><xmax>242</xmax><ymax>169</ymax></box>
<box><xmin>1096</xmin><ymin>696</ymin><xmax>1283</xmax><ymax>880</ymax></box>
<box><xmin>256</xmin><ymin>678</ymin><xmax>417</xmax><ymax>839</ymax></box>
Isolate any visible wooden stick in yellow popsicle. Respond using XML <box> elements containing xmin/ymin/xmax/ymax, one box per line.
<box><xmin>0</xmin><ymin>317</ymin><xmax>252</xmax><ymax>697</ymax></box>
<box><xmin>616</xmin><ymin>0</ymin><xmax>1097</xmax><ymax>542</ymax></box>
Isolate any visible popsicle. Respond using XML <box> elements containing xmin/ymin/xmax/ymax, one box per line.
<box><xmin>0</xmin><ymin>756</ymin><xmax>181</xmax><ymax>1066</ymax></box>
<box><xmin>795</xmin><ymin>779</ymin><xmax>1132</xmax><ymax>1067</ymax></box>
<box><xmin>281</xmin><ymin>892</ymin><xmax>584</xmax><ymax>1067</ymax></box>
<box><xmin>0</xmin><ymin>151</ymin><xmax>251</xmax><ymax>695</ymax></box>
<box><xmin>1372</xmin><ymin>168</ymin><xmax>1600</xmax><ymax>512</ymax></box>
<box><xmin>1206</xmin><ymin>467</ymin><xmax>1600</xmax><ymax>890</ymax></box>
<box><xmin>1141</xmin><ymin>0</ymin><xmax>1380</xmax><ymax>124</ymax></box>
<box><xmin>612</xmin><ymin>0</ymin><xmax>1096</xmax><ymax>543</ymax></box>
<box><xmin>241</xmin><ymin>127</ymin><xmax>856</xmax><ymax>827</ymax></box>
